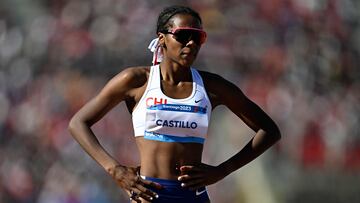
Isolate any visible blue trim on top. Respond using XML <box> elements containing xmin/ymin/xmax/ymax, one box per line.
<box><xmin>144</xmin><ymin>131</ymin><xmax>205</xmax><ymax>144</ymax></box>
<box><xmin>147</xmin><ymin>104</ymin><xmax>207</xmax><ymax>114</ymax></box>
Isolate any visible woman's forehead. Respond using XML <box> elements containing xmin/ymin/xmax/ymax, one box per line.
<box><xmin>168</xmin><ymin>14</ymin><xmax>202</xmax><ymax>29</ymax></box>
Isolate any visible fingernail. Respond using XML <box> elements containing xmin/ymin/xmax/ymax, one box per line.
<box><xmin>177</xmin><ymin>177</ymin><xmax>181</xmax><ymax>181</ymax></box>
<box><xmin>181</xmin><ymin>183</ymin><xmax>185</xmax><ymax>187</ymax></box>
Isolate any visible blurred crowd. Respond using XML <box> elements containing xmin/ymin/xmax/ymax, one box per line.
<box><xmin>0</xmin><ymin>0</ymin><xmax>359</xmax><ymax>202</ymax></box>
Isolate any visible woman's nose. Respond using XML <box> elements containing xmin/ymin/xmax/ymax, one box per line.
<box><xmin>186</xmin><ymin>38</ymin><xmax>197</xmax><ymax>47</ymax></box>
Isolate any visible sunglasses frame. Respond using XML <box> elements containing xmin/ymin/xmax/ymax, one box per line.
<box><xmin>162</xmin><ymin>27</ymin><xmax>207</xmax><ymax>45</ymax></box>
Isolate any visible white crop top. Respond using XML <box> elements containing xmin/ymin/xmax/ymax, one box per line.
<box><xmin>132</xmin><ymin>65</ymin><xmax>212</xmax><ymax>144</ymax></box>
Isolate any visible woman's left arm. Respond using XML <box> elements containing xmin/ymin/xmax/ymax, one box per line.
<box><xmin>178</xmin><ymin>73</ymin><xmax>281</xmax><ymax>190</ymax></box>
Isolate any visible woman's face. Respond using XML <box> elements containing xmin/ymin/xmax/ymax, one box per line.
<box><xmin>160</xmin><ymin>14</ymin><xmax>204</xmax><ymax>67</ymax></box>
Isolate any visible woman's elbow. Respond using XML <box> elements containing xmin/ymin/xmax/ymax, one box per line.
<box><xmin>68</xmin><ymin>117</ymin><xmax>76</xmax><ymax>135</ymax></box>
<box><xmin>271</xmin><ymin>127</ymin><xmax>281</xmax><ymax>142</ymax></box>
<box><xmin>68</xmin><ymin>115</ymin><xmax>82</xmax><ymax>136</ymax></box>
<box><xmin>264</xmin><ymin>124</ymin><xmax>281</xmax><ymax>143</ymax></box>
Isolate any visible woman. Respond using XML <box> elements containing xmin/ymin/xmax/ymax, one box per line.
<box><xmin>68</xmin><ymin>5</ymin><xmax>281</xmax><ymax>203</ymax></box>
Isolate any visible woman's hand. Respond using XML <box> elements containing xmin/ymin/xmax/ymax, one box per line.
<box><xmin>177</xmin><ymin>163</ymin><xmax>225</xmax><ymax>191</ymax></box>
<box><xmin>108</xmin><ymin>165</ymin><xmax>162</xmax><ymax>202</ymax></box>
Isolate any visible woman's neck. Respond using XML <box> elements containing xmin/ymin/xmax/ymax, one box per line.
<box><xmin>159</xmin><ymin>60</ymin><xmax>192</xmax><ymax>85</ymax></box>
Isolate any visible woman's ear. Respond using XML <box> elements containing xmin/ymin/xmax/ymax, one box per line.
<box><xmin>158</xmin><ymin>33</ymin><xmax>166</xmax><ymax>48</ymax></box>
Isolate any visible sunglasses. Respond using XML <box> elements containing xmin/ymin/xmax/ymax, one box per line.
<box><xmin>162</xmin><ymin>27</ymin><xmax>207</xmax><ymax>45</ymax></box>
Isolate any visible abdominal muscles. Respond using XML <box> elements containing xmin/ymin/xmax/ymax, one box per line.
<box><xmin>135</xmin><ymin>137</ymin><xmax>204</xmax><ymax>180</ymax></box>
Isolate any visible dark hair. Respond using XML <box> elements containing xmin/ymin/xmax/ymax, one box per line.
<box><xmin>156</xmin><ymin>5</ymin><xmax>202</xmax><ymax>33</ymax></box>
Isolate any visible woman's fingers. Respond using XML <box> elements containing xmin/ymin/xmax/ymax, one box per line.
<box><xmin>128</xmin><ymin>186</ymin><xmax>155</xmax><ymax>202</ymax></box>
<box><xmin>179</xmin><ymin>165</ymin><xmax>202</xmax><ymax>173</ymax></box>
<box><xmin>128</xmin><ymin>189</ymin><xmax>141</xmax><ymax>203</ymax></box>
<box><xmin>177</xmin><ymin>163</ymin><xmax>224</xmax><ymax>189</ymax></box>
<box><xmin>112</xmin><ymin>166</ymin><xmax>161</xmax><ymax>201</ymax></box>
<box><xmin>129</xmin><ymin>196</ymin><xmax>141</xmax><ymax>203</ymax></box>
<box><xmin>180</xmin><ymin>177</ymin><xmax>204</xmax><ymax>188</ymax></box>
<box><xmin>141</xmin><ymin>179</ymin><xmax>163</xmax><ymax>190</ymax></box>
<box><xmin>178</xmin><ymin>165</ymin><xmax>206</xmax><ymax>181</ymax></box>
<box><xmin>178</xmin><ymin>174</ymin><xmax>203</xmax><ymax>181</ymax></box>
<box><xmin>135</xmin><ymin>183</ymin><xmax>159</xmax><ymax>201</ymax></box>
<box><xmin>126</xmin><ymin>178</ymin><xmax>160</xmax><ymax>201</ymax></box>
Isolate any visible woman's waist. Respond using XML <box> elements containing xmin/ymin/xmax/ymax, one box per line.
<box><xmin>136</xmin><ymin>138</ymin><xmax>203</xmax><ymax>179</ymax></box>
<box><xmin>139</xmin><ymin>175</ymin><xmax>210</xmax><ymax>202</ymax></box>
<box><xmin>140</xmin><ymin>152</ymin><xmax>203</xmax><ymax>178</ymax></box>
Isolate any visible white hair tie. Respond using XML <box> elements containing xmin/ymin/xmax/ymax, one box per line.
<box><xmin>148</xmin><ymin>38</ymin><xmax>163</xmax><ymax>65</ymax></box>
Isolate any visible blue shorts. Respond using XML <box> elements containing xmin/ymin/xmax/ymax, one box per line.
<box><xmin>141</xmin><ymin>176</ymin><xmax>210</xmax><ymax>203</ymax></box>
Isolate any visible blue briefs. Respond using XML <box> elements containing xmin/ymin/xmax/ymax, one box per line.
<box><xmin>140</xmin><ymin>176</ymin><xmax>210</xmax><ymax>203</ymax></box>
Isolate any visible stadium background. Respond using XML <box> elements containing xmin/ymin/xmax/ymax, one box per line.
<box><xmin>0</xmin><ymin>0</ymin><xmax>359</xmax><ymax>202</ymax></box>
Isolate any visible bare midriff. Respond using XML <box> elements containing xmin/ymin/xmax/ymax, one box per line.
<box><xmin>135</xmin><ymin>137</ymin><xmax>203</xmax><ymax>180</ymax></box>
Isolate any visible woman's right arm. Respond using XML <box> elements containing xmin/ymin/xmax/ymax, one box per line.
<box><xmin>68</xmin><ymin>68</ymin><xmax>136</xmax><ymax>171</ymax></box>
<box><xmin>68</xmin><ymin>67</ymin><xmax>161</xmax><ymax>202</ymax></box>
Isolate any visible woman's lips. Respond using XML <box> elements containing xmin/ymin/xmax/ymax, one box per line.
<box><xmin>181</xmin><ymin>52</ymin><xmax>195</xmax><ymax>58</ymax></box>
<box><xmin>182</xmin><ymin>47</ymin><xmax>196</xmax><ymax>54</ymax></box>
<box><xmin>181</xmin><ymin>50</ymin><xmax>195</xmax><ymax>56</ymax></box>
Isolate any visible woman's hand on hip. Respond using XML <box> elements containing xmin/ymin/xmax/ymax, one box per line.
<box><xmin>108</xmin><ymin>165</ymin><xmax>162</xmax><ymax>202</ymax></box>
<box><xmin>177</xmin><ymin>163</ymin><xmax>225</xmax><ymax>191</ymax></box>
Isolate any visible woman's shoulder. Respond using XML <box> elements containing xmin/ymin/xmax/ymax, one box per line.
<box><xmin>112</xmin><ymin>66</ymin><xmax>151</xmax><ymax>88</ymax></box>
<box><xmin>197</xmin><ymin>70</ymin><xmax>226</xmax><ymax>86</ymax></box>
<box><xmin>197</xmin><ymin>70</ymin><xmax>230</xmax><ymax>107</ymax></box>
<box><xmin>119</xmin><ymin>66</ymin><xmax>151</xmax><ymax>79</ymax></box>
<box><xmin>197</xmin><ymin>69</ymin><xmax>245</xmax><ymax>107</ymax></box>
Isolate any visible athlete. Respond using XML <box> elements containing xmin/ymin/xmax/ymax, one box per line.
<box><xmin>68</xmin><ymin>5</ymin><xmax>281</xmax><ymax>203</ymax></box>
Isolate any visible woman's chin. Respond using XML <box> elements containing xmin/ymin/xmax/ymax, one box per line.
<box><xmin>179</xmin><ymin>56</ymin><xmax>196</xmax><ymax>66</ymax></box>
<box><xmin>179</xmin><ymin>60</ymin><xmax>193</xmax><ymax>67</ymax></box>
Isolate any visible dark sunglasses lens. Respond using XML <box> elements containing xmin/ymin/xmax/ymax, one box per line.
<box><xmin>174</xmin><ymin>30</ymin><xmax>191</xmax><ymax>44</ymax></box>
<box><xmin>174</xmin><ymin>30</ymin><xmax>203</xmax><ymax>44</ymax></box>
